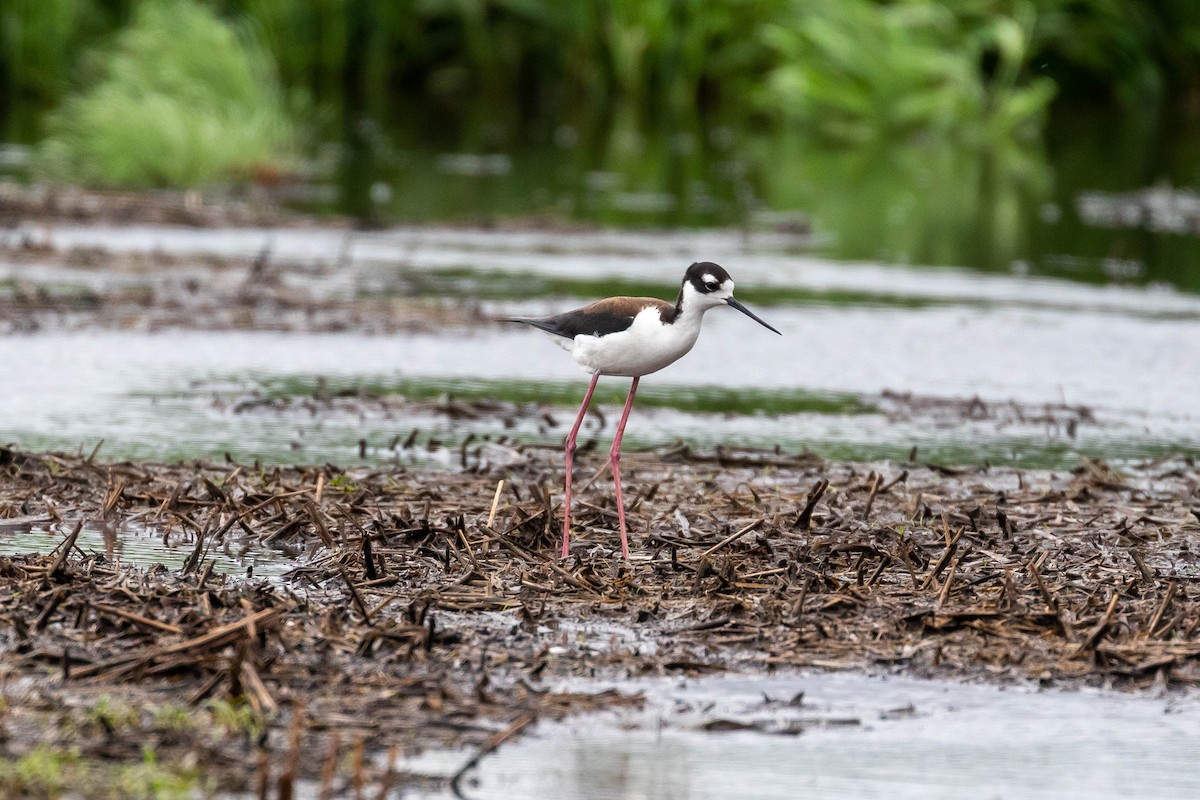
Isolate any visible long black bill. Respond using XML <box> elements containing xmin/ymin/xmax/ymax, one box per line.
<box><xmin>726</xmin><ymin>296</ymin><xmax>782</xmax><ymax>335</ymax></box>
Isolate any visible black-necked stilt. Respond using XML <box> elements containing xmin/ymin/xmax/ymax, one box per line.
<box><xmin>509</xmin><ymin>261</ymin><xmax>781</xmax><ymax>559</ymax></box>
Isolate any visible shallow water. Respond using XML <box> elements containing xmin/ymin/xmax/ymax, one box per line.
<box><xmin>2</xmin><ymin>223</ymin><xmax>1200</xmax><ymax>466</ymax></box>
<box><xmin>403</xmin><ymin>672</ymin><xmax>1200</xmax><ymax>800</ymax></box>
<box><xmin>0</xmin><ymin>322</ymin><xmax>1197</xmax><ymax>468</ymax></box>
<box><xmin>0</xmin><ymin>516</ymin><xmax>302</xmax><ymax>580</ymax></box>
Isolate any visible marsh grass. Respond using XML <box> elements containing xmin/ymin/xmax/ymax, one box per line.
<box><xmin>36</xmin><ymin>0</ymin><xmax>297</xmax><ymax>188</ymax></box>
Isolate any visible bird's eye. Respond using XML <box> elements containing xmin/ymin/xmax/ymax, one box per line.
<box><xmin>704</xmin><ymin>281</ymin><xmax>719</xmax><ymax>292</ymax></box>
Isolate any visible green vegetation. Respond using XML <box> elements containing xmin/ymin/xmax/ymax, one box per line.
<box><xmin>0</xmin><ymin>0</ymin><xmax>123</xmax><ymax>119</ymax></box>
<box><xmin>1</xmin><ymin>745</ymin><xmax>79</xmax><ymax>797</ymax></box>
<box><xmin>34</xmin><ymin>0</ymin><xmax>297</xmax><ymax>187</ymax></box>
<box><xmin>1</xmin><ymin>1</ymin><xmax>1197</xmax><ymax>281</ymax></box>
<box><xmin>753</xmin><ymin>131</ymin><xmax>1052</xmax><ymax>269</ymax></box>
<box><xmin>0</xmin><ymin>744</ymin><xmax>198</xmax><ymax>800</ymax></box>
<box><xmin>328</xmin><ymin>473</ymin><xmax>359</xmax><ymax>493</ymax></box>
<box><xmin>254</xmin><ymin>375</ymin><xmax>878</xmax><ymax>417</ymax></box>
<box><xmin>85</xmin><ymin>696</ymin><xmax>141</xmax><ymax>731</ymax></box>
<box><xmin>206</xmin><ymin>697</ymin><xmax>269</xmax><ymax>741</ymax></box>
<box><xmin>115</xmin><ymin>747</ymin><xmax>197</xmax><ymax>800</ymax></box>
<box><xmin>759</xmin><ymin>2</ymin><xmax>1056</xmax><ymax>145</ymax></box>
<box><xmin>4</xmin><ymin>0</ymin><xmax>1199</xmax><ymax>186</ymax></box>
<box><xmin>150</xmin><ymin>704</ymin><xmax>194</xmax><ymax>734</ymax></box>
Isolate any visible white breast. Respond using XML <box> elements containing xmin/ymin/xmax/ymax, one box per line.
<box><xmin>569</xmin><ymin>307</ymin><xmax>702</xmax><ymax>377</ymax></box>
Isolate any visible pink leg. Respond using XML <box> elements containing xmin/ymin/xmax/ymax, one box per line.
<box><xmin>561</xmin><ymin>372</ymin><xmax>600</xmax><ymax>558</ymax></box>
<box><xmin>610</xmin><ymin>377</ymin><xmax>639</xmax><ymax>560</ymax></box>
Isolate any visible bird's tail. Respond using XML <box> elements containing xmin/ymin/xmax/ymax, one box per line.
<box><xmin>504</xmin><ymin>317</ymin><xmax>565</xmax><ymax>337</ymax></box>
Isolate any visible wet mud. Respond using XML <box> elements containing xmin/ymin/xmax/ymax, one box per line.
<box><xmin>0</xmin><ymin>182</ymin><xmax>342</xmax><ymax>230</ymax></box>
<box><xmin>2</xmin><ymin>444</ymin><xmax>1199</xmax><ymax>793</ymax></box>
<box><xmin>0</xmin><ymin>231</ymin><xmax>474</xmax><ymax>335</ymax></box>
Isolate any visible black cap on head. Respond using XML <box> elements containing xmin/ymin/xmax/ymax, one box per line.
<box><xmin>684</xmin><ymin>261</ymin><xmax>731</xmax><ymax>294</ymax></box>
<box><xmin>683</xmin><ymin>261</ymin><xmax>781</xmax><ymax>335</ymax></box>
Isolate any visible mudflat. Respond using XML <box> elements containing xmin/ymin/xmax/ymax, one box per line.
<box><xmin>2</xmin><ymin>443</ymin><xmax>1197</xmax><ymax>794</ymax></box>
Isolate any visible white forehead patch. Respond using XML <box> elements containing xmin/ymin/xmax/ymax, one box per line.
<box><xmin>702</xmin><ymin>273</ymin><xmax>717</xmax><ymax>285</ymax></box>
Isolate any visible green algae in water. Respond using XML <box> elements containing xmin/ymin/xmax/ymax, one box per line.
<box><xmin>252</xmin><ymin>375</ymin><xmax>879</xmax><ymax>417</ymax></box>
<box><xmin>88</xmin><ymin>375</ymin><xmax>1200</xmax><ymax>470</ymax></box>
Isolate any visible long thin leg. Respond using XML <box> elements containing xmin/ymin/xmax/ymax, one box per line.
<box><xmin>610</xmin><ymin>377</ymin><xmax>639</xmax><ymax>560</ymax></box>
<box><xmin>561</xmin><ymin>372</ymin><xmax>600</xmax><ymax>558</ymax></box>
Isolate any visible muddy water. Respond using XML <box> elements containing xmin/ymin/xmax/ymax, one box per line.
<box><xmin>2</xmin><ymin>223</ymin><xmax>1200</xmax><ymax>466</ymax></box>
<box><xmin>404</xmin><ymin>672</ymin><xmax>1200</xmax><ymax>800</ymax></box>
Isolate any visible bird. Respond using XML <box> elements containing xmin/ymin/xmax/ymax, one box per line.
<box><xmin>508</xmin><ymin>261</ymin><xmax>781</xmax><ymax>560</ymax></box>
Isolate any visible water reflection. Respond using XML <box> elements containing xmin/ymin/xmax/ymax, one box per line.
<box><xmin>0</xmin><ymin>519</ymin><xmax>295</xmax><ymax>579</ymax></box>
<box><xmin>2</xmin><ymin>101</ymin><xmax>1196</xmax><ymax>293</ymax></box>
<box><xmin>386</xmin><ymin>672</ymin><xmax>1200</xmax><ymax>799</ymax></box>
<box><xmin>751</xmin><ymin>135</ymin><xmax>1050</xmax><ymax>271</ymax></box>
<box><xmin>294</xmin><ymin>100</ymin><xmax>1200</xmax><ymax>294</ymax></box>
<box><xmin>450</xmin><ymin>673</ymin><xmax>1200</xmax><ymax>800</ymax></box>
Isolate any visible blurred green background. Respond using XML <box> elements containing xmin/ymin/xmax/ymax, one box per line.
<box><xmin>2</xmin><ymin>0</ymin><xmax>1199</xmax><ymax>287</ymax></box>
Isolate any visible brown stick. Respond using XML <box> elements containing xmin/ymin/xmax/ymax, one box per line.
<box><xmin>1072</xmin><ymin>593</ymin><xmax>1120</xmax><ymax>655</ymax></box>
<box><xmin>1130</xmin><ymin>548</ymin><xmax>1154</xmax><ymax>582</ymax></box>
<box><xmin>374</xmin><ymin>744</ymin><xmax>398</xmax><ymax>800</ymax></box>
<box><xmin>1145</xmin><ymin>581</ymin><xmax>1178</xmax><ymax>638</ymax></box>
<box><xmin>796</xmin><ymin>479</ymin><xmax>828</xmax><ymax>530</ymax></box>
<box><xmin>479</xmin><ymin>526</ymin><xmax>600</xmax><ymax>593</ymax></box>
<box><xmin>318</xmin><ymin>731</ymin><xmax>341</xmax><ymax>800</ymax></box>
<box><xmin>936</xmin><ymin>557</ymin><xmax>959</xmax><ymax>610</ymax></box>
<box><xmin>487</xmin><ymin>479</ymin><xmax>505</xmax><ymax>528</ymax></box>
<box><xmin>921</xmin><ymin>528</ymin><xmax>962</xmax><ymax>590</ymax></box>
<box><xmin>700</xmin><ymin>518</ymin><xmax>765</xmax><ymax>559</ymax></box>
<box><xmin>339</xmin><ymin>567</ymin><xmax>372</xmax><ymax>623</ymax></box>
<box><xmin>34</xmin><ymin>589</ymin><xmax>66</xmax><ymax>632</ymax></box>
<box><xmin>240</xmin><ymin>660</ymin><xmax>278</xmax><ymax>715</ymax></box>
<box><xmin>90</xmin><ymin>602</ymin><xmax>183</xmax><ymax>635</ymax></box>
<box><xmin>791</xmin><ymin>577</ymin><xmax>811</xmax><ymax>622</ymax></box>
<box><xmin>255</xmin><ymin>750</ymin><xmax>270</xmax><ymax>800</ymax></box>
<box><xmin>48</xmin><ymin>521</ymin><xmax>83</xmax><ymax>580</ymax></box>
<box><xmin>277</xmin><ymin>702</ymin><xmax>306</xmax><ymax>800</ymax></box>
<box><xmin>878</xmin><ymin>470</ymin><xmax>909</xmax><ymax>493</ymax></box>
<box><xmin>862</xmin><ymin>473</ymin><xmax>881</xmax><ymax>522</ymax></box>
<box><xmin>1027</xmin><ymin>559</ymin><xmax>1074</xmax><ymax>642</ymax></box>
<box><xmin>351</xmin><ymin>737</ymin><xmax>365</xmax><ymax>800</ymax></box>
<box><xmin>450</xmin><ymin>714</ymin><xmax>534</xmax><ymax>798</ymax></box>
<box><xmin>72</xmin><ymin>607</ymin><xmax>281</xmax><ymax>679</ymax></box>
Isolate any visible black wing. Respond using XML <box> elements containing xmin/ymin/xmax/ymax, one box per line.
<box><xmin>506</xmin><ymin>309</ymin><xmax>636</xmax><ymax>339</ymax></box>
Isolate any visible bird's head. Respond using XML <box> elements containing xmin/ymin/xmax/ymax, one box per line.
<box><xmin>682</xmin><ymin>261</ymin><xmax>781</xmax><ymax>334</ymax></box>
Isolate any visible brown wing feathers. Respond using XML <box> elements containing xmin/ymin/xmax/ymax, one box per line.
<box><xmin>507</xmin><ymin>296</ymin><xmax>672</xmax><ymax>339</ymax></box>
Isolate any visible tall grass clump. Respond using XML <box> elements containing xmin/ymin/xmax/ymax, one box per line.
<box><xmin>758</xmin><ymin>1</ymin><xmax>1056</xmax><ymax>145</ymax></box>
<box><xmin>37</xmin><ymin>0</ymin><xmax>297</xmax><ymax>188</ymax></box>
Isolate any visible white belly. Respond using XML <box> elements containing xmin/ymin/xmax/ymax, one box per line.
<box><xmin>567</xmin><ymin>308</ymin><xmax>701</xmax><ymax>377</ymax></box>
